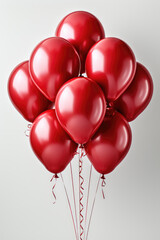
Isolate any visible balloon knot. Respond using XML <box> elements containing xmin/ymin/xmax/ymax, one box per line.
<box><xmin>106</xmin><ymin>102</ymin><xmax>115</xmax><ymax>117</ymax></box>
<box><xmin>79</xmin><ymin>144</ymin><xmax>84</xmax><ymax>149</ymax></box>
<box><xmin>101</xmin><ymin>174</ymin><xmax>105</xmax><ymax>180</ymax></box>
<box><xmin>106</xmin><ymin>101</ymin><xmax>113</xmax><ymax>108</ymax></box>
<box><xmin>50</xmin><ymin>173</ymin><xmax>59</xmax><ymax>182</ymax></box>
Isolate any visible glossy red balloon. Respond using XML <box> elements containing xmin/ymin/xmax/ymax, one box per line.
<box><xmin>86</xmin><ymin>37</ymin><xmax>136</xmax><ymax>101</ymax></box>
<box><xmin>8</xmin><ymin>61</ymin><xmax>53</xmax><ymax>122</ymax></box>
<box><xmin>29</xmin><ymin>37</ymin><xmax>80</xmax><ymax>102</ymax></box>
<box><xmin>30</xmin><ymin>109</ymin><xmax>78</xmax><ymax>174</ymax></box>
<box><xmin>55</xmin><ymin>77</ymin><xmax>106</xmax><ymax>144</ymax></box>
<box><xmin>56</xmin><ymin>11</ymin><xmax>105</xmax><ymax>74</ymax></box>
<box><xmin>85</xmin><ymin>112</ymin><xmax>132</xmax><ymax>175</ymax></box>
<box><xmin>114</xmin><ymin>62</ymin><xmax>153</xmax><ymax>121</ymax></box>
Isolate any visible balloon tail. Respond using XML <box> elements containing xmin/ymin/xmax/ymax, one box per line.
<box><xmin>79</xmin><ymin>145</ymin><xmax>85</xmax><ymax>240</ymax></box>
<box><xmin>101</xmin><ymin>174</ymin><xmax>106</xmax><ymax>199</ymax></box>
<box><xmin>50</xmin><ymin>174</ymin><xmax>58</xmax><ymax>204</ymax></box>
<box><xmin>24</xmin><ymin>123</ymin><xmax>32</xmax><ymax>137</ymax></box>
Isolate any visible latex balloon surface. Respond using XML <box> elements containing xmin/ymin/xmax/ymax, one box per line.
<box><xmin>55</xmin><ymin>77</ymin><xmax>106</xmax><ymax>144</ymax></box>
<box><xmin>8</xmin><ymin>61</ymin><xmax>53</xmax><ymax>122</ymax></box>
<box><xmin>29</xmin><ymin>37</ymin><xmax>80</xmax><ymax>102</ymax></box>
<box><xmin>114</xmin><ymin>62</ymin><xmax>153</xmax><ymax>121</ymax></box>
<box><xmin>30</xmin><ymin>109</ymin><xmax>78</xmax><ymax>174</ymax></box>
<box><xmin>56</xmin><ymin>11</ymin><xmax>105</xmax><ymax>73</ymax></box>
<box><xmin>85</xmin><ymin>111</ymin><xmax>132</xmax><ymax>174</ymax></box>
<box><xmin>86</xmin><ymin>37</ymin><xmax>136</xmax><ymax>101</ymax></box>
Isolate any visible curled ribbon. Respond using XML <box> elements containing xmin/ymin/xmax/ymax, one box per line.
<box><xmin>50</xmin><ymin>174</ymin><xmax>59</xmax><ymax>204</ymax></box>
<box><xmin>79</xmin><ymin>145</ymin><xmax>85</xmax><ymax>240</ymax></box>
<box><xmin>24</xmin><ymin>124</ymin><xmax>32</xmax><ymax>137</ymax></box>
<box><xmin>101</xmin><ymin>174</ymin><xmax>106</xmax><ymax>199</ymax></box>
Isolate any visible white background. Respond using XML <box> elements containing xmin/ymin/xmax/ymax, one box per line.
<box><xmin>0</xmin><ymin>0</ymin><xmax>160</xmax><ymax>240</ymax></box>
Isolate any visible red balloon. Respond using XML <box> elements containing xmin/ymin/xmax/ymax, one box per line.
<box><xmin>8</xmin><ymin>61</ymin><xmax>53</xmax><ymax>122</ymax></box>
<box><xmin>85</xmin><ymin>111</ymin><xmax>132</xmax><ymax>175</ymax></box>
<box><xmin>29</xmin><ymin>37</ymin><xmax>80</xmax><ymax>102</ymax></box>
<box><xmin>56</xmin><ymin>11</ymin><xmax>105</xmax><ymax>74</ymax></box>
<box><xmin>30</xmin><ymin>109</ymin><xmax>78</xmax><ymax>174</ymax></box>
<box><xmin>55</xmin><ymin>77</ymin><xmax>106</xmax><ymax>144</ymax></box>
<box><xmin>114</xmin><ymin>62</ymin><xmax>153</xmax><ymax>121</ymax></box>
<box><xmin>86</xmin><ymin>37</ymin><xmax>136</xmax><ymax>102</ymax></box>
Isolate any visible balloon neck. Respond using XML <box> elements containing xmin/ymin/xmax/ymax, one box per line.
<box><xmin>106</xmin><ymin>101</ymin><xmax>115</xmax><ymax>117</ymax></box>
<box><xmin>54</xmin><ymin>173</ymin><xmax>59</xmax><ymax>178</ymax></box>
<box><xmin>106</xmin><ymin>101</ymin><xmax>114</xmax><ymax>108</ymax></box>
<box><xmin>101</xmin><ymin>174</ymin><xmax>106</xmax><ymax>180</ymax></box>
<box><xmin>79</xmin><ymin>73</ymin><xmax>84</xmax><ymax>77</ymax></box>
<box><xmin>79</xmin><ymin>144</ymin><xmax>84</xmax><ymax>148</ymax></box>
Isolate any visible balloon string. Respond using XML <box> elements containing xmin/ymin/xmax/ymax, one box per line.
<box><xmin>79</xmin><ymin>146</ymin><xmax>85</xmax><ymax>240</ymax></box>
<box><xmin>24</xmin><ymin>124</ymin><xmax>32</xmax><ymax>137</ymax></box>
<box><xmin>101</xmin><ymin>175</ymin><xmax>106</xmax><ymax>199</ymax></box>
<box><xmin>50</xmin><ymin>174</ymin><xmax>58</xmax><ymax>204</ymax></box>
<box><xmin>85</xmin><ymin>176</ymin><xmax>101</xmax><ymax>240</ymax></box>
<box><xmin>84</xmin><ymin>164</ymin><xmax>92</xmax><ymax>240</ymax></box>
<box><xmin>60</xmin><ymin>173</ymin><xmax>79</xmax><ymax>240</ymax></box>
<box><xmin>70</xmin><ymin>162</ymin><xmax>79</xmax><ymax>238</ymax></box>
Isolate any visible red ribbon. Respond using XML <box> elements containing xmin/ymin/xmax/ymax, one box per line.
<box><xmin>50</xmin><ymin>174</ymin><xmax>58</xmax><ymax>204</ymax></box>
<box><xmin>79</xmin><ymin>146</ymin><xmax>85</xmax><ymax>240</ymax></box>
<box><xmin>101</xmin><ymin>175</ymin><xmax>106</xmax><ymax>199</ymax></box>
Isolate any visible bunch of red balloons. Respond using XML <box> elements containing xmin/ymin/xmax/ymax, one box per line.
<box><xmin>8</xmin><ymin>11</ymin><xmax>153</xmax><ymax>176</ymax></box>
